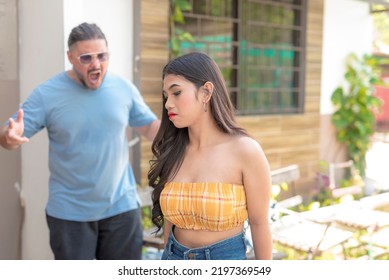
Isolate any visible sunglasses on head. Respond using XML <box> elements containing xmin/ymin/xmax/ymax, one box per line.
<box><xmin>77</xmin><ymin>52</ymin><xmax>109</xmax><ymax>64</ymax></box>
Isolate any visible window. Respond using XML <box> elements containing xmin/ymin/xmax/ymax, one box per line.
<box><xmin>176</xmin><ymin>0</ymin><xmax>307</xmax><ymax>115</ymax></box>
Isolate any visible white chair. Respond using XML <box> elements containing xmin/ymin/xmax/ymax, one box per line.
<box><xmin>336</xmin><ymin>193</ymin><xmax>389</xmax><ymax>259</ymax></box>
<box><xmin>271</xmin><ymin>206</ymin><xmax>354</xmax><ymax>259</ymax></box>
<box><xmin>328</xmin><ymin>160</ymin><xmax>364</xmax><ymax>200</ymax></box>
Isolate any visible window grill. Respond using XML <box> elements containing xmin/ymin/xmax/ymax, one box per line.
<box><xmin>178</xmin><ymin>0</ymin><xmax>307</xmax><ymax>115</ymax></box>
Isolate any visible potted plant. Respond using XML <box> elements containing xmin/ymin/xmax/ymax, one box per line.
<box><xmin>331</xmin><ymin>53</ymin><xmax>383</xmax><ymax>176</ymax></box>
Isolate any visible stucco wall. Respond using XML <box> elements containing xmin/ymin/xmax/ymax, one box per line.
<box><xmin>0</xmin><ymin>0</ymin><xmax>21</xmax><ymax>260</ymax></box>
<box><xmin>320</xmin><ymin>0</ymin><xmax>373</xmax><ymax>163</ymax></box>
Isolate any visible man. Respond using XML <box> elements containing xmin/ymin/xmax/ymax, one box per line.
<box><xmin>0</xmin><ymin>22</ymin><xmax>160</xmax><ymax>260</ymax></box>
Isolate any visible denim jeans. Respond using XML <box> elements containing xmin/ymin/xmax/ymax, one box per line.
<box><xmin>46</xmin><ymin>208</ymin><xmax>143</xmax><ymax>260</ymax></box>
<box><xmin>161</xmin><ymin>227</ymin><xmax>247</xmax><ymax>260</ymax></box>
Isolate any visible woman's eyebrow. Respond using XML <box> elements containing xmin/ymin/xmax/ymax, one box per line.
<box><xmin>168</xmin><ymin>83</ymin><xmax>180</xmax><ymax>90</ymax></box>
<box><xmin>163</xmin><ymin>83</ymin><xmax>181</xmax><ymax>95</ymax></box>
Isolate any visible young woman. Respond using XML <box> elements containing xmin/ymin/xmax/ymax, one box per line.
<box><xmin>148</xmin><ymin>52</ymin><xmax>272</xmax><ymax>260</ymax></box>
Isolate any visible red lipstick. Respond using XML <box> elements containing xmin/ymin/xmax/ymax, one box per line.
<box><xmin>168</xmin><ymin>113</ymin><xmax>177</xmax><ymax>119</ymax></box>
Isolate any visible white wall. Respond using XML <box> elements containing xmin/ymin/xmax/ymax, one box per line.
<box><xmin>0</xmin><ymin>0</ymin><xmax>22</xmax><ymax>260</ymax></box>
<box><xmin>18</xmin><ymin>0</ymin><xmax>65</xmax><ymax>260</ymax></box>
<box><xmin>18</xmin><ymin>0</ymin><xmax>134</xmax><ymax>259</ymax></box>
<box><xmin>320</xmin><ymin>0</ymin><xmax>373</xmax><ymax>115</ymax></box>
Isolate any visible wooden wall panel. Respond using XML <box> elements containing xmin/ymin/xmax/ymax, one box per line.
<box><xmin>139</xmin><ymin>0</ymin><xmax>169</xmax><ymax>186</ymax></box>
<box><xmin>139</xmin><ymin>0</ymin><xmax>324</xmax><ymax>197</ymax></box>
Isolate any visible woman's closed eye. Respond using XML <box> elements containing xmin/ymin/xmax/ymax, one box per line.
<box><xmin>162</xmin><ymin>91</ymin><xmax>181</xmax><ymax>99</ymax></box>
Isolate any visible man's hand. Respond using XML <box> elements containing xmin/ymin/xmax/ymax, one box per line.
<box><xmin>0</xmin><ymin>109</ymin><xmax>29</xmax><ymax>149</ymax></box>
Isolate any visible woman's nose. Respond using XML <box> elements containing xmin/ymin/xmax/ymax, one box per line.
<box><xmin>165</xmin><ymin>97</ymin><xmax>173</xmax><ymax>110</ymax></box>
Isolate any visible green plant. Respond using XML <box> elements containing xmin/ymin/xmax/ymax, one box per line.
<box><xmin>141</xmin><ymin>206</ymin><xmax>153</xmax><ymax>230</ymax></box>
<box><xmin>331</xmin><ymin>53</ymin><xmax>383</xmax><ymax>176</ymax></box>
<box><xmin>169</xmin><ymin>0</ymin><xmax>195</xmax><ymax>57</ymax></box>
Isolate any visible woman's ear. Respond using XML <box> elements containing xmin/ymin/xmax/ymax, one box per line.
<box><xmin>202</xmin><ymin>81</ymin><xmax>214</xmax><ymax>102</ymax></box>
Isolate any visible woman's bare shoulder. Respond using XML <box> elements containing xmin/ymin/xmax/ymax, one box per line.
<box><xmin>231</xmin><ymin>135</ymin><xmax>262</xmax><ymax>151</ymax></box>
<box><xmin>230</xmin><ymin>135</ymin><xmax>268</xmax><ymax>164</ymax></box>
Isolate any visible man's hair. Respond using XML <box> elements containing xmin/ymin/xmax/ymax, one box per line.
<box><xmin>68</xmin><ymin>22</ymin><xmax>107</xmax><ymax>49</ymax></box>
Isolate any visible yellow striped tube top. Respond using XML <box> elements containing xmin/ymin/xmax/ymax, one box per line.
<box><xmin>160</xmin><ymin>182</ymin><xmax>248</xmax><ymax>232</ymax></box>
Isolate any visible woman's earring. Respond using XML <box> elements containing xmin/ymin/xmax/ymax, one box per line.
<box><xmin>203</xmin><ymin>102</ymin><xmax>208</xmax><ymax>112</ymax></box>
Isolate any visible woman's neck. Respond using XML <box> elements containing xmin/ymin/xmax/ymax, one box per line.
<box><xmin>187</xmin><ymin>121</ymin><xmax>227</xmax><ymax>150</ymax></box>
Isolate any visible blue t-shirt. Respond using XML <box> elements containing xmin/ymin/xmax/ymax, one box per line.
<box><xmin>13</xmin><ymin>71</ymin><xmax>157</xmax><ymax>221</ymax></box>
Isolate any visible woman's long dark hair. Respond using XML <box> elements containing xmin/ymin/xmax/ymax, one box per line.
<box><xmin>148</xmin><ymin>52</ymin><xmax>249</xmax><ymax>230</ymax></box>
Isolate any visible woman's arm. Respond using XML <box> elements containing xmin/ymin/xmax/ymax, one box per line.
<box><xmin>240</xmin><ymin>137</ymin><xmax>273</xmax><ymax>260</ymax></box>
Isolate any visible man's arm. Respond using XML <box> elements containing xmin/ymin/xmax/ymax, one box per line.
<box><xmin>0</xmin><ymin>109</ymin><xmax>29</xmax><ymax>150</ymax></box>
<box><xmin>135</xmin><ymin>119</ymin><xmax>161</xmax><ymax>141</ymax></box>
